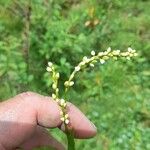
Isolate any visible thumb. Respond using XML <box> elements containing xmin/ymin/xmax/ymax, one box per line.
<box><xmin>16</xmin><ymin>91</ymin><xmax>62</xmax><ymax>128</ymax></box>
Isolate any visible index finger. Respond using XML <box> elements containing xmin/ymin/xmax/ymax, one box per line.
<box><xmin>59</xmin><ymin>102</ymin><xmax>97</xmax><ymax>139</ymax></box>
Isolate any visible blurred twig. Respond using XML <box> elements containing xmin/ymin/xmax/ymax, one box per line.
<box><xmin>22</xmin><ymin>0</ymin><xmax>31</xmax><ymax>86</ymax></box>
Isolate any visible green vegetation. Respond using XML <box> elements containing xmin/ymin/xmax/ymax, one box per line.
<box><xmin>0</xmin><ymin>0</ymin><xmax>149</xmax><ymax>150</ymax></box>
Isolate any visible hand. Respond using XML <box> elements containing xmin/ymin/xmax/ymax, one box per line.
<box><xmin>0</xmin><ymin>92</ymin><xmax>97</xmax><ymax>150</ymax></box>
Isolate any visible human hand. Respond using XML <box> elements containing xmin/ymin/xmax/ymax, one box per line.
<box><xmin>0</xmin><ymin>92</ymin><xmax>97</xmax><ymax>150</ymax></box>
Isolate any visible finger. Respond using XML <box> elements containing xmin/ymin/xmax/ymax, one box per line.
<box><xmin>15</xmin><ymin>92</ymin><xmax>97</xmax><ymax>138</ymax></box>
<box><xmin>60</xmin><ymin>103</ymin><xmax>97</xmax><ymax>139</ymax></box>
<box><xmin>21</xmin><ymin>126</ymin><xmax>65</xmax><ymax>150</ymax></box>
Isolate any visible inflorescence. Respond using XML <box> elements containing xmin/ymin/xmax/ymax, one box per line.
<box><xmin>46</xmin><ymin>47</ymin><xmax>137</xmax><ymax>125</ymax></box>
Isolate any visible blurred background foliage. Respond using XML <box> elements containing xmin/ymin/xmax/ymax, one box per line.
<box><xmin>0</xmin><ymin>0</ymin><xmax>150</xmax><ymax>149</ymax></box>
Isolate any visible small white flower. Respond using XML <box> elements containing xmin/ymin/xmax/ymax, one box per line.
<box><xmin>100</xmin><ymin>59</ymin><xmax>105</xmax><ymax>64</ymax></box>
<box><xmin>52</xmin><ymin>93</ymin><xmax>56</xmax><ymax>99</ymax></box>
<box><xmin>131</xmin><ymin>49</ymin><xmax>136</xmax><ymax>53</ymax></box>
<box><xmin>52</xmin><ymin>83</ymin><xmax>57</xmax><ymax>89</ymax></box>
<box><xmin>56</xmin><ymin>88</ymin><xmax>59</xmax><ymax>93</ymax></box>
<box><xmin>91</xmin><ymin>50</ymin><xmax>96</xmax><ymax>56</ymax></box>
<box><xmin>75</xmin><ymin>66</ymin><xmax>80</xmax><ymax>72</ymax></box>
<box><xmin>60</xmin><ymin>117</ymin><xmax>65</xmax><ymax>122</ymax></box>
<box><xmin>121</xmin><ymin>52</ymin><xmax>127</xmax><ymax>57</ymax></box>
<box><xmin>46</xmin><ymin>66</ymin><xmax>52</xmax><ymax>72</ymax></box>
<box><xmin>107</xmin><ymin>47</ymin><xmax>111</xmax><ymax>53</ymax></box>
<box><xmin>103</xmin><ymin>56</ymin><xmax>109</xmax><ymax>60</ymax></box>
<box><xmin>128</xmin><ymin>47</ymin><xmax>132</xmax><ymax>52</ymax></box>
<box><xmin>103</xmin><ymin>51</ymin><xmax>108</xmax><ymax>55</ymax></box>
<box><xmin>60</xmin><ymin>99</ymin><xmax>66</xmax><ymax>107</ymax></box>
<box><xmin>63</xmin><ymin>102</ymin><xmax>67</xmax><ymax>107</ymax></box>
<box><xmin>79</xmin><ymin>61</ymin><xmax>85</xmax><ymax>66</ymax></box>
<box><xmin>48</xmin><ymin>62</ymin><xmax>53</xmax><ymax>67</ymax></box>
<box><xmin>56</xmin><ymin>73</ymin><xmax>60</xmax><ymax>79</ymax></box>
<box><xmin>65</xmin><ymin>119</ymin><xmax>69</xmax><ymax>124</ymax></box>
<box><xmin>56</xmin><ymin>99</ymin><xmax>59</xmax><ymax>102</ymax></box>
<box><xmin>133</xmin><ymin>53</ymin><xmax>138</xmax><ymax>56</ymax></box>
<box><xmin>98</xmin><ymin>52</ymin><xmax>104</xmax><ymax>57</ymax></box>
<box><xmin>90</xmin><ymin>63</ymin><xmax>94</xmax><ymax>67</ymax></box>
<box><xmin>113</xmin><ymin>50</ymin><xmax>120</xmax><ymax>55</ymax></box>
<box><xmin>64</xmin><ymin>114</ymin><xmax>69</xmax><ymax>119</ymax></box>
<box><xmin>69</xmin><ymin>81</ymin><xmax>74</xmax><ymax>86</ymax></box>
<box><xmin>60</xmin><ymin>99</ymin><xmax>65</xmax><ymax>104</ymax></box>
<box><xmin>83</xmin><ymin>56</ymin><xmax>89</xmax><ymax>63</ymax></box>
<box><xmin>108</xmin><ymin>53</ymin><xmax>113</xmax><ymax>57</ymax></box>
<box><xmin>129</xmin><ymin>53</ymin><xmax>133</xmax><ymax>57</ymax></box>
<box><xmin>64</xmin><ymin>81</ymin><xmax>69</xmax><ymax>86</ymax></box>
<box><xmin>83</xmin><ymin>56</ymin><xmax>88</xmax><ymax>61</ymax></box>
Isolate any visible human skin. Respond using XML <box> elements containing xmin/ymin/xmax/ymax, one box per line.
<box><xmin>0</xmin><ymin>92</ymin><xmax>97</xmax><ymax>150</ymax></box>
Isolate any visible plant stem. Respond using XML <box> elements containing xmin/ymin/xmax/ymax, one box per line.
<box><xmin>66</xmin><ymin>125</ymin><xmax>75</xmax><ymax>150</ymax></box>
<box><xmin>64</xmin><ymin>88</ymin><xmax>76</xmax><ymax>150</ymax></box>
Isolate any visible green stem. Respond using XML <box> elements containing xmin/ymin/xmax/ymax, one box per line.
<box><xmin>64</xmin><ymin>88</ymin><xmax>76</xmax><ymax>150</ymax></box>
<box><xmin>66</xmin><ymin>127</ymin><xmax>75</xmax><ymax>150</ymax></box>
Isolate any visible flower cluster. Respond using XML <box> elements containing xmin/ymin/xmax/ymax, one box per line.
<box><xmin>64</xmin><ymin>47</ymin><xmax>137</xmax><ymax>91</ymax></box>
<box><xmin>46</xmin><ymin>62</ymin><xmax>69</xmax><ymax>125</ymax></box>
<box><xmin>46</xmin><ymin>47</ymin><xmax>138</xmax><ymax>125</ymax></box>
<box><xmin>46</xmin><ymin>62</ymin><xmax>59</xmax><ymax>99</ymax></box>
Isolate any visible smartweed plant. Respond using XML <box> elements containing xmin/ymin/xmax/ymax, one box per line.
<box><xmin>46</xmin><ymin>47</ymin><xmax>138</xmax><ymax>150</ymax></box>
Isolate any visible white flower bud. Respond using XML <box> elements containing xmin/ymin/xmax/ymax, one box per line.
<box><xmin>64</xmin><ymin>114</ymin><xmax>69</xmax><ymax>119</ymax></box>
<box><xmin>75</xmin><ymin>66</ymin><xmax>80</xmax><ymax>72</ymax></box>
<box><xmin>64</xmin><ymin>81</ymin><xmax>69</xmax><ymax>87</ymax></box>
<box><xmin>60</xmin><ymin>117</ymin><xmax>65</xmax><ymax>122</ymax></box>
<box><xmin>56</xmin><ymin>88</ymin><xmax>59</xmax><ymax>93</ymax></box>
<box><xmin>103</xmin><ymin>56</ymin><xmax>109</xmax><ymax>60</ymax></box>
<box><xmin>108</xmin><ymin>53</ymin><xmax>113</xmax><ymax>57</ymax></box>
<box><xmin>48</xmin><ymin>62</ymin><xmax>53</xmax><ymax>67</ymax></box>
<box><xmin>91</xmin><ymin>50</ymin><xmax>96</xmax><ymax>56</ymax></box>
<box><xmin>121</xmin><ymin>52</ymin><xmax>127</xmax><ymax>57</ymax></box>
<box><xmin>113</xmin><ymin>50</ymin><xmax>120</xmax><ymax>55</ymax></box>
<box><xmin>83</xmin><ymin>56</ymin><xmax>88</xmax><ymax>61</ymax></box>
<box><xmin>107</xmin><ymin>47</ymin><xmax>111</xmax><ymax>52</ymax></box>
<box><xmin>83</xmin><ymin>56</ymin><xmax>89</xmax><ymax>63</ymax></box>
<box><xmin>65</xmin><ymin>119</ymin><xmax>69</xmax><ymax>124</ymax></box>
<box><xmin>56</xmin><ymin>73</ymin><xmax>60</xmax><ymax>79</ymax></box>
<box><xmin>90</xmin><ymin>63</ymin><xmax>94</xmax><ymax>67</ymax></box>
<box><xmin>79</xmin><ymin>61</ymin><xmax>85</xmax><ymax>66</ymax></box>
<box><xmin>52</xmin><ymin>93</ymin><xmax>56</xmax><ymax>99</ymax></box>
<box><xmin>133</xmin><ymin>53</ymin><xmax>138</xmax><ymax>56</ymax></box>
<box><xmin>103</xmin><ymin>51</ymin><xmax>108</xmax><ymax>55</ymax></box>
<box><xmin>60</xmin><ymin>99</ymin><xmax>65</xmax><ymax>103</ymax></box>
<box><xmin>128</xmin><ymin>47</ymin><xmax>132</xmax><ymax>52</ymax></box>
<box><xmin>129</xmin><ymin>53</ymin><xmax>133</xmax><ymax>57</ymax></box>
<box><xmin>46</xmin><ymin>66</ymin><xmax>52</xmax><ymax>72</ymax></box>
<box><xmin>98</xmin><ymin>52</ymin><xmax>104</xmax><ymax>57</ymax></box>
<box><xmin>131</xmin><ymin>49</ymin><xmax>136</xmax><ymax>53</ymax></box>
<box><xmin>69</xmin><ymin>81</ymin><xmax>74</xmax><ymax>86</ymax></box>
<box><xmin>60</xmin><ymin>99</ymin><xmax>66</xmax><ymax>107</ymax></box>
<box><xmin>63</xmin><ymin>102</ymin><xmax>67</xmax><ymax>107</ymax></box>
<box><xmin>56</xmin><ymin>99</ymin><xmax>59</xmax><ymax>102</ymax></box>
<box><xmin>100</xmin><ymin>59</ymin><xmax>105</xmax><ymax>64</ymax></box>
<box><xmin>52</xmin><ymin>83</ymin><xmax>57</xmax><ymax>89</ymax></box>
